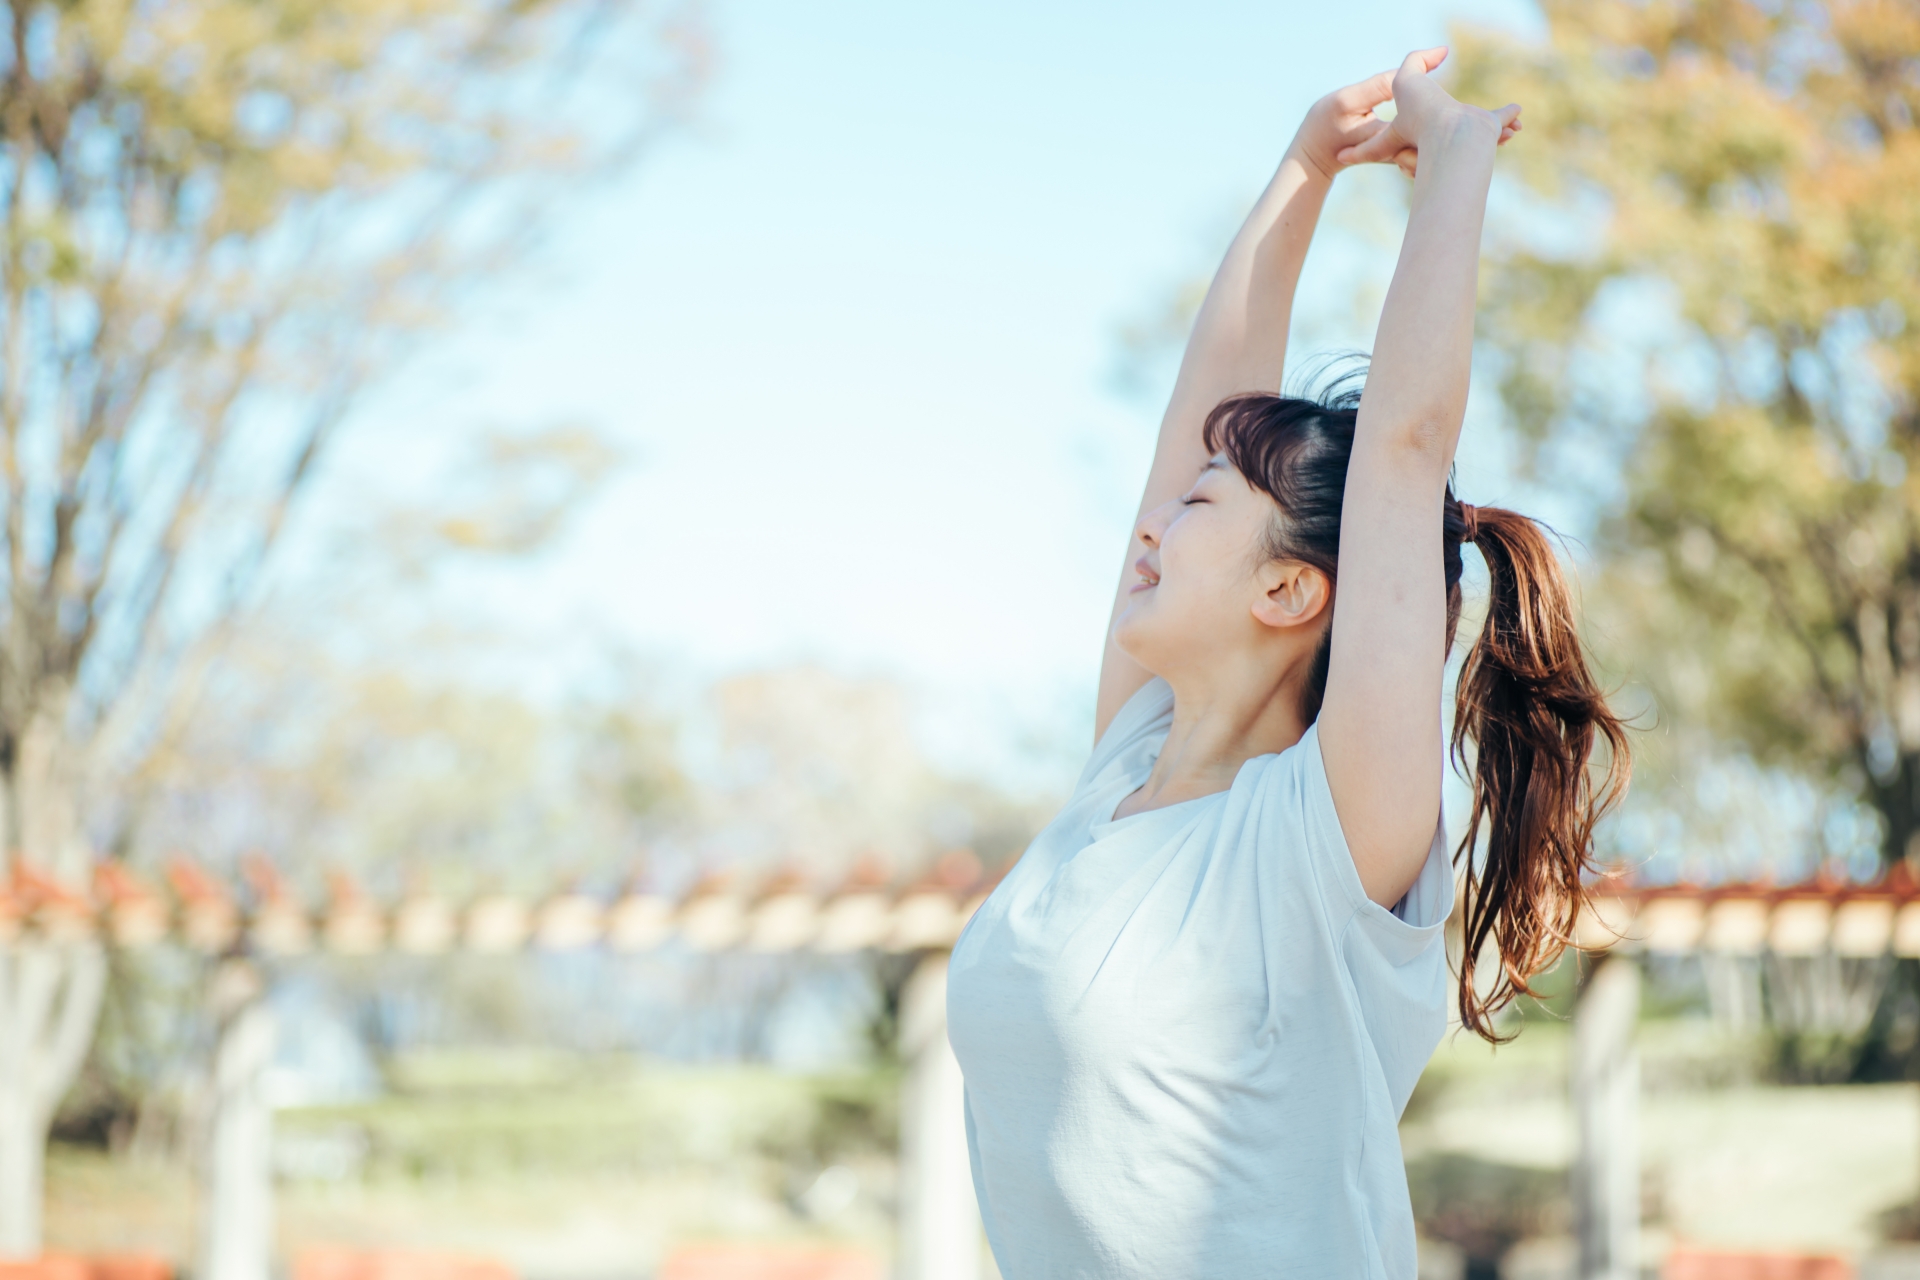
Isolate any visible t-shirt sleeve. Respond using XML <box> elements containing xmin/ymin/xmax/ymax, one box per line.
<box><xmin>1292</xmin><ymin>722</ymin><xmax>1455</xmax><ymax>1116</ymax></box>
<box><xmin>1071</xmin><ymin>677</ymin><xmax>1176</xmax><ymax>797</ymax></box>
<box><xmin>1292</xmin><ymin>722</ymin><xmax>1454</xmax><ymax>933</ymax></box>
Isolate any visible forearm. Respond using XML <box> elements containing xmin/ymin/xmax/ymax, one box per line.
<box><xmin>1174</xmin><ymin>150</ymin><xmax>1329</xmax><ymax>405</ymax></box>
<box><xmin>1139</xmin><ymin>150</ymin><xmax>1331</xmax><ymax>506</ymax></box>
<box><xmin>1356</xmin><ymin>117</ymin><xmax>1501</xmax><ymax>469</ymax></box>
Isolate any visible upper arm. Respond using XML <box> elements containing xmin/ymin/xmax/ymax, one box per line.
<box><xmin>1095</xmin><ymin>604</ymin><xmax>1156</xmax><ymax>743</ymax></box>
<box><xmin>1315</xmin><ymin>424</ymin><xmax>1452</xmax><ymax>907</ymax></box>
<box><xmin>1092</xmin><ymin>158</ymin><xmax>1331</xmax><ymax>743</ymax></box>
<box><xmin>1092</xmin><ymin>384</ymin><xmax>1234</xmax><ymax>742</ymax></box>
<box><xmin>1090</xmin><ymin>360</ymin><xmax>1251</xmax><ymax>740</ymax></box>
<box><xmin>1093</xmin><ymin>265</ymin><xmax>1296</xmax><ymax>741</ymax></box>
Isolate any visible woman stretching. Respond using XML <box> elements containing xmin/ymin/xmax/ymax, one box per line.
<box><xmin>947</xmin><ymin>48</ymin><xmax>1628</xmax><ymax>1279</ymax></box>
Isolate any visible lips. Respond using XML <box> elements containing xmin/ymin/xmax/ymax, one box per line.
<box><xmin>1132</xmin><ymin>556</ymin><xmax>1160</xmax><ymax>591</ymax></box>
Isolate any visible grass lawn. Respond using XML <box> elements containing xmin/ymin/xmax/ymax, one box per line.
<box><xmin>42</xmin><ymin>1030</ymin><xmax>1920</xmax><ymax>1274</ymax></box>
<box><xmin>1405</xmin><ymin>1020</ymin><xmax>1920</xmax><ymax>1260</ymax></box>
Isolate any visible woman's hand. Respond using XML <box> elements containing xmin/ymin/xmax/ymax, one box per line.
<box><xmin>1333</xmin><ymin>47</ymin><xmax>1520</xmax><ymax>178</ymax></box>
<box><xmin>1287</xmin><ymin>68</ymin><xmax>1407</xmax><ymax>182</ymax></box>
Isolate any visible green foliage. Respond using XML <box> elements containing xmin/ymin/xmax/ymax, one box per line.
<box><xmin>1511</xmin><ymin>948</ymin><xmax>1584</xmax><ymax>1025</ymax></box>
<box><xmin>385</xmin><ymin>425</ymin><xmax>627</xmax><ymax>561</ymax></box>
<box><xmin>126</xmin><ymin>634</ymin><xmax>690</xmax><ymax>882</ymax></box>
<box><xmin>1405</xmin><ymin>1152</ymin><xmax>1567</xmax><ymax>1273</ymax></box>
<box><xmin>1451</xmin><ymin>0</ymin><xmax>1920</xmax><ymax>865</ymax></box>
<box><xmin>0</xmin><ymin>0</ymin><xmax>704</xmax><ymax>865</ymax></box>
<box><xmin>279</xmin><ymin>1056</ymin><xmax>898</xmax><ymax>1183</ymax></box>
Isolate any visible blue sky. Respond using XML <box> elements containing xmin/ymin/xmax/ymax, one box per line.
<box><xmin>322</xmin><ymin>0</ymin><xmax>1544</xmax><ymax>782</ymax></box>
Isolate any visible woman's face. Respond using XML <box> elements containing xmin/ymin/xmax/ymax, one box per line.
<box><xmin>1113</xmin><ymin>456</ymin><xmax>1300</xmax><ymax>676</ymax></box>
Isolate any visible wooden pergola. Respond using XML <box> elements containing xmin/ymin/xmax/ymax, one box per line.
<box><xmin>7</xmin><ymin>862</ymin><xmax>1918</xmax><ymax>1280</ymax></box>
<box><xmin>5</xmin><ymin>859</ymin><xmax>998</xmax><ymax>1280</ymax></box>
<box><xmin>1576</xmin><ymin>870</ymin><xmax>1920</xmax><ymax>960</ymax></box>
<box><xmin>1563</xmin><ymin>868</ymin><xmax>1920</xmax><ymax>1280</ymax></box>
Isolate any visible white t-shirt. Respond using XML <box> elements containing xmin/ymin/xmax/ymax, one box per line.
<box><xmin>947</xmin><ymin>677</ymin><xmax>1453</xmax><ymax>1280</ymax></box>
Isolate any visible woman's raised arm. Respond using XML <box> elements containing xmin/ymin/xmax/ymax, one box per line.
<box><xmin>1093</xmin><ymin>71</ymin><xmax>1409</xmax><ymax>740</ymax></box>
<box><xmin>1317</xmin><ymin>49</ymin><xmax>1521</xmax><ymax>906</ymax></box>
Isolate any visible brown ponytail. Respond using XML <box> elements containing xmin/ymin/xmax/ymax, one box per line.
<box><xmin>1207</xmin><ymin>381</ymin><xmax>1632</xmax><ymax>1044</ymax></box>
<box><xmin>1449</xmin><ymin>504</ymin><xmax>1630</xmax><ymax>1042</ymax></box>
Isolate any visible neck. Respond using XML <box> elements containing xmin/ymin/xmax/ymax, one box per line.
<box><xmin>1114</xmin><ymin>655</ymin><xmax>1310</xmax><ymax>819</ymax></box>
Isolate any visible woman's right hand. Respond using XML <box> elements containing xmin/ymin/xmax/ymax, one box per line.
<box><xmin>1335</xmin><ymin>47</ymin><xmax>1520</xmax><ymax>177</ymax></box>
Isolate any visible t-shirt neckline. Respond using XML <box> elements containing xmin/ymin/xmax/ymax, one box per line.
<box><xmin>1093</xmin><ymin>749</ymin><xmax>1280</xmax><ymax>832</ymax></box>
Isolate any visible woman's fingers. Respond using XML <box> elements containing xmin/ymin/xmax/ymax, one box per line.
<box><xmin>1495</xmin><ymin>106</ymin><xmax>1522</xmax><ymax>146</ymax></box>
<box><xmin>1336</xmin><ymin>124</ymin><xmax>1410</xmax><ymax>167</ymax></box>
<box><xmin>1395</xmin><ymin>148</ymin><xmax>1418</xmax><ymax>178</ymax></box>
<box><xmin>1345</xmin><ymin>117</ymin><xmax>1392</xmax><ymax>149</ymax></box>
<box><xmin>1398</xmin><ymin>45</ymin><xmax>1448</xmax><ymax>79</ymax></box>
<box><xmin>1333</xmin><ymin>69</ymin><xmax>1398</xmax><ymax>113</ymax></box>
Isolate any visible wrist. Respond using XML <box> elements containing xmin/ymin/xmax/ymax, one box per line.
<box><xmin>1416</xmin><ymin>109</ymin><xmax>1501</xmax><ymax>153</ymax></box>
<box><xmin>1282</xmin><ymin>138</ymin><xmax>1338</xmax><ymax>185</ymax></box>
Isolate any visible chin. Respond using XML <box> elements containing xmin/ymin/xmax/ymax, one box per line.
<box><xmin>1112</xmin><ymin>609</ymin><xmax>1173</xmax><ymax>677</ymax></box>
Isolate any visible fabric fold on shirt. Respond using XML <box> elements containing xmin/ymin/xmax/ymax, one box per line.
<box><xmin>949</xmin><ymin>677</ymin><xmax>1454</xmax><ymax>1280</ymax></box>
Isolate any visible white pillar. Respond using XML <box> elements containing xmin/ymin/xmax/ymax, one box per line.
<box><xmin>898</xmin><ymin>952</ymin><xmax>982</xmax><ymax>1280</ymax></box>
<box><xmin>1573</xmin><ymin>955</ymin><xmax>1640</xmax><ymax>1280</ymax></box>
<box><xmin>199</xmin><ymin>960</ymin><xmax>276</xmax><ymax>1280</ymax></box>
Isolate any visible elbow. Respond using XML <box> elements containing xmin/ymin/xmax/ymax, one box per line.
<box><xmin>1355</xmin><ymin>391</ymin><xmax>1466</xmax><ymax>472</ymax></box>
<box><xmin>1400</xmin><ymin>416</ymin><xmax>1453</xmax><ymax>456</ymax></box>
<box><xmin>1380</xmin><ymin>414</ymin><xmax>1460</xmax><ymax>469</ymax></box>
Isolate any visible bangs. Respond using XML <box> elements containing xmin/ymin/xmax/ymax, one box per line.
<box><xmin>1199</xmin><ymin>361</ymin><xmax>1366</xmax><ymax>510</ymax></box>
<box><xmin>1201</xmin><ymin>394</ymin><xmax>1346</xmax><ymax>512</ymax></box>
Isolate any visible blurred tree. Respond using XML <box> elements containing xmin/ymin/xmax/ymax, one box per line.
<box><xmin>0</xmin><ymin>0</ymin><xmax>706</xmax><ymax>1251</ymax></box>
<box><xmin>132</xmin><ymin>632</ymin><xmax>688</xmax><ymax>889</ymax></box>
<box><xmin>700</xmin><ymin>666</ymin><xmax>1050</xmax><ymax>879</ymax></box>
<box><xmin>1406</xmin><ymin>1152</ymin><xmax>1567</xmax><ymax>1280</ymax></box>
<box><xmin>1448</xmin><ymin>0</ymin><xmax>1920</xmax><ymax>869</ymax></box>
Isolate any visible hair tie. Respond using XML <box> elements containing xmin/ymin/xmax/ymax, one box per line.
<box><xmin>1458</xmin><ymin>503</ymin><xmax>1480</xmax><ymax>544</ymax></box>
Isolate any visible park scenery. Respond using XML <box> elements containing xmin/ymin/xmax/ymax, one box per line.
<box><xmin>2</xmin><ymin>0</ymin><xmax>1920</xmax><ymax>1278</ymax></box>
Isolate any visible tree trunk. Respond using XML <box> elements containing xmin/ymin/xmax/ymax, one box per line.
<box><xmin>1871</xmin><ymin>751</ymin><xmax>1920</xmax><ymax>868</ymax></box>
<box><xmin>0</xmin><ymin>941</ymin><xmax>108</xmax><ymax>1256</ymax></box>
<box><xmin>0</xmin><ymin>705</ymin><xmax>110</xmax><ymax>1256</ymax></box>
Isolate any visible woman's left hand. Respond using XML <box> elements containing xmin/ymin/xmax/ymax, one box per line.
<box><xmin>1288</xmin><ymin>68</ymin><xmax>1407</xmax><ymax>181</ymax></box>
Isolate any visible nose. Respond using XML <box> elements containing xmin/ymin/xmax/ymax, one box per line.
<box><xmin>1135</xmin><ymin>498</ymin><xmax>1178</xmax><ymax>548</ymax></box>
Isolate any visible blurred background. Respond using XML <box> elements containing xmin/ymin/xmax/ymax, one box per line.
<box><xmin>2</xmin><ymin>0</ymin><xmax>1919</xmax><ymax>1277</ymax></box>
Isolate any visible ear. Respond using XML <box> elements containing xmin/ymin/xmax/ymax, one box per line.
<box><xmin>1250</xmin><ymin>562</ymin><xmax>1331</xmax><ymax>632</ymax></box>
